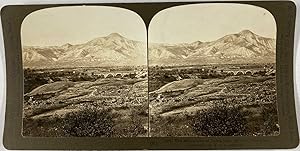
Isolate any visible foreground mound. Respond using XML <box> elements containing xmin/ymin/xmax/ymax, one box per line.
<box><xmin>154</xmin><ymin>79</ymin><xmax>204</xmax><ymax>93</ymax></box>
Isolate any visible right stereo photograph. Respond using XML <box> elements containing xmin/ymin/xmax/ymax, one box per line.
<box><xmin>148</xmin><ymin>3</ymin><xmax>278</xmax><ymax>137</ymax></box>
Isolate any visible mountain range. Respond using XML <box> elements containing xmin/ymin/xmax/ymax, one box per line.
<box><xmin>23</xmin><ymin>33</ymin><xmax>147</xmax><ymax>68</ymax></box>
<box><xmin>149</xmin><ymin>30</ymin><xmax>275</xmax><ymax>65</ymax></box>
<box><xmin>23</xmin><ymin>30</ymin><xmax>275</xmax><ymax>68</ymax></box>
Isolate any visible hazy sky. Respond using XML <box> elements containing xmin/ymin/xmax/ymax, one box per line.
<box><xmin>22</xmin><ymin>4</ymin><xmax>277</xmax><ymax>46</ymax></box>
<box><xmin>149</xmin><ymin>3</ymin><xmax>277</xmax><ymax>44</ymax></box>
<box><xmin>21</xmin><ymin>6</ymin><xmax>146</xmax><ymax>46</ymax></box>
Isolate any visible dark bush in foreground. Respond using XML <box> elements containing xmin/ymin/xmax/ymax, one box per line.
<box><xmin>191</xmin><ymin>104</ymin><xmax>246</xmax><ymax>136</ymax></box>
<box><xmin>23</xmin><ymin>117</ymin><xmax>65</xmax><ymax>137</ymax></box>
<box><xmin>150</xmin><ymin>115</ymin><xmax>196</xmax><ymax>137</ymax></box>
<box><xmin>113</xmin><ymin>113</ymin><xmax>147</xmax><ymax>137</ymax></box>
<box><xmin>260</xmin><ymin>103</ymin><xmax>279</xmax><ymax>135</ymax></box>
<box><xmin>244</xmin><ymin>103</ymin><xmax>279</xmax><ymax>136</ymax></box>
<box><xmin>62</xmin><ymin>108</ymin><xmax>115</xmax><ymax>137</ymax></box>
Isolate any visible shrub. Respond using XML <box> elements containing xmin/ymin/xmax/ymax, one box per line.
<box><xmin>62</xmin><ymin>108</ymin><xmax>115</xmax><ymax>137</ymax></box>
<box><xmin>23</xmin><ymin>117</ymin><xmax>65</xmax><ymax>137</ymax></box>
<box><xmin>150</xmin><ymin>115</ymin><xmax>196</xmax><ymax>137</ymax></box>
<box><xmin>260</xmin><ymin>103</ymin><xmax>279</xmax><ymax>135</ymax></box>
<box><xmin>190</xmin><ymin>104</ymin><xmax>246</xmax><ymax>136</ymax></box>
<box><xmin>241</xmin><ymin>103</ymin><xmax>279</xmax><ymax>136</ymax></box>
<box><xmin>112</xmin><ymin>113</ymin><xmax>147</xmax><ymax>137</ymax></box>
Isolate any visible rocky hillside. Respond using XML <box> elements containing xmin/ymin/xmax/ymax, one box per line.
<box><xmin>23</xmin><ymin>33</ymin><xmax>147</xmax><ymax>68</ymax></box>
<box><xmin>23</xmin><ymin>30</ymin><xmax>276</xmax><ymax>68</ymax></box>
<box><xmin>149</xmin><ymin>30</ymin><xmax>276</xmax><ymax>65</ymax></box>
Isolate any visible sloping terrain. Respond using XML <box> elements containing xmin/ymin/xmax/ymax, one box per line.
<box><xmin>23</xmin><ymin>33</ymin><xmax>147</xmax><ymax>68</ymax></box>
<box><xmin>149</xmin><ymin>73</ymin><xmax>278</xmax><ymax>137</ymax></box>
<box><xmin>23</xmin><ymin>30</ymin><xmax>275</xmax><ymax>68</ymax></box>
<box><xmin>152</xmin><ymin>79</ymin><xmax>204</xmax><ymax>94</ymax></box>
<box><xmin>23</xmin><ymin>77</ymin><xmax>149</xmax><ymax>137</ymax></box>
<box><xmin>149</xmin><ymin>30</ymin><xmax>276</xmax><ymax>65</ymax></box>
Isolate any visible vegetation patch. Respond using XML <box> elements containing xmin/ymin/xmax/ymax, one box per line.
<box><xmin>190</xmin><ymin>103</ymin><xmax>246</xmax><ymax>136</ymax></box>
<box><xmin>62</xmin><ymin>108</ymin><xmax>115</xmax><ymax>137</ymax></box>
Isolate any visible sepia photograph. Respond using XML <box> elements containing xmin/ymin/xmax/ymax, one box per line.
<box><xmin>21</xmin><ymin>3</ymin><xmax>279</xmax><ymax>138</ymax></box>
<box><xmin>2</xmin><ymin>1</ymin><xmax>299</xmax><ymax>150</ymax></box>
<box><xmin>148</xmin><ymin>4</ymin><xmax>279</xmax><ymax>137</ymax></box>
<box><xmin>21</xmin><ymin>6</ymin><xmax>148</xmax><ymax>137</ymax></box>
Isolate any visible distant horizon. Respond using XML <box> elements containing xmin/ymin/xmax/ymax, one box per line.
<box><xmin>23</xmin><ymin>64</ymin><xmax>148</xmax><ymax>69</ymax></box>
<box><xmin>148</xmin><ymin>29</ymin><xmax>275</xmax><ymax>45</ymax></box>
<box><xmin>148</xmin><ymin>62</ymin><xmax>276</xmax><ymax>67</ymax></box>
<box><xmin>23</xmin><ymin>62</ymin><xmax>276</xmax><ymax>69</ymax></box>
<box><xmin>22</xmin><ymin>29</ymin><xmax>275</xmax><ymax>47</ymax></box>
<box><xmin>22</xmin><ymin>32</ymin><xmax>139</xmax><ymax>47</ymax></box>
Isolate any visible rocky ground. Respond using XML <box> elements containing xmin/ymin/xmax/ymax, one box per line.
<box><xmin>22</xmin><ymin>65</ymin><xmax>279</xmax><ymax>137</ymax></box>
<box><xmin>23</xmin><ymin>78</ymin><xmax>148</xmax><ymax>137</ymax></box>
<box><xmin>149</xmin><ymin>75</ymin><xmax>279</xmax><ymax>137</ymax></box>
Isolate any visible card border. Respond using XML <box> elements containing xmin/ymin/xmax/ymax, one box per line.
<box><xmin>1</xmin><ymin>1</ymin><xmax>299</xmax><ymax>150</ymax></box>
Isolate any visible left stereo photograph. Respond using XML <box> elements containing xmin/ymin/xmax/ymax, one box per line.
<box><xmin>21</xmin><ymin>6</ymin><xmax>149</xmax><ymax>137</ymax></box>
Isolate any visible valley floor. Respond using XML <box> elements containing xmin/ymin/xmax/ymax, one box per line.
<box><xmin>23</xmin><ymin>75</ymin><xmax>149</xmax><ymax>137</ymax></box>
<box><xmin>22</xmin><ymin>64</ymin><xmax>279</xmax><ymax>137</ymax></box>
<box><xmin>149</xmin><ymin>75</ymin><xmax>278</xmax><ymax>136</ymax></box>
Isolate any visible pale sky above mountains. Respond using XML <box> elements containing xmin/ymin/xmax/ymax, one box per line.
<box><xmin>22</xmin><ymin>4</ymin><xmax>276</xmax><ymax>46</ymax></box>
<box><xmin>21</xmin><ymin>6</ymin><xmax>147</xmax><ymax>46</ymax></box>
<box><xmin>149</xmin><ymin>4</ymin><xmax>276</xmax><ymax>44</ymax></box>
